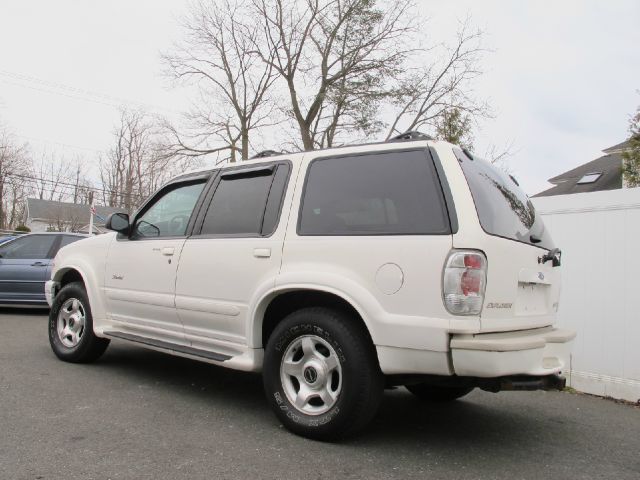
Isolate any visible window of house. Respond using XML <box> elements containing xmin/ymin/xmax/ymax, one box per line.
<box><xmin>576</xmin><ymin>172</ymin><xmax>602</xmax><ymax>184</ymax></box>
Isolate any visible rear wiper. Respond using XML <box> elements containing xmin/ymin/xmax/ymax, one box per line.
<box><xmin>539</xmin><ymin>248</ymin><xmax>561</xmax><ymax>267</ymax></box>
<box><xmin>530</xmin><ymin>234</ymin><xmax>541</xmax><ymax>243</ymax></box>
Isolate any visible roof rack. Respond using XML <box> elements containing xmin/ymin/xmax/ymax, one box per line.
<box><xmin>251</xmin><ymin>150</ymin><xmax>282</xmax><ymax>159</ymax></box>
<box><xmin>387</xmin><ymin>131</ymin><xmax>434</xmax><ymax>142</ymax></box>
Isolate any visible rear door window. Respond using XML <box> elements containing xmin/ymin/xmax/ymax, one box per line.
<box><xmin>455</xmin><ymin>148</ymin><xmax>554</xmax><ymax>249</ymax></box>
<box><xmin>53</xmin><ymin>235</ymin><xmax>84</xmax><ymax>256</ymax></box>
<box><xmin>298</xmin><ymin>150</ymin><xmax>450</xmax><ymax>235</ymax></box>
<box><xmin>60</xmin><ymin>235</ymin><xmax>83</xmax><ymax>249</ymax></box>
<box><xmin>199</xmin><ymin>163</ymin><xmax>290</xmax><ymax>236</ymax></box>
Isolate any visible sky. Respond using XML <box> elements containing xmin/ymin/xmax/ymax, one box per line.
<box><xmin>0</xmin><ymin>0</ymin><xmax>639</xmax><ymax>195</ymax></box>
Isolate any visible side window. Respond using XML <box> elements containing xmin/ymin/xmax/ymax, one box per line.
<box><xmin>199</xmin><ymin>164</ymin><xmax>289</xmax><ymax>236</ymax></box>
<box><xmin>299</xmin><ymin>150</ymin><xmax>450</xmax><ymax>235</ymax></box>
<box><xmin>133</xmin><ymin>181</ymin><xmax>205</xmax><ymax>238</ymax></box>
<box><xmin>0</xmin><ymin>235</ymin><xmax>57</xmax><ymax>259</ymax></box>
<box><xmin>57</xmin><ymin>235</ymin><xmax>83</xmax><ymax>253</ymax></box>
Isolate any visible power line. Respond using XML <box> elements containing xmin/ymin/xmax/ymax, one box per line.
<box><xmin>15</xmin><ymin>134</ymin><xmax>106</xmax><ymax>155</ymax></box>
<box><xmin>4</xmin><ymin>172</ymin><xmax>147</xmax><ymax>204</ymax></box>
<box><xmin>0</xmin><ymin>69</ymin><xmax>180</xmax><ymax>114</ymax></box>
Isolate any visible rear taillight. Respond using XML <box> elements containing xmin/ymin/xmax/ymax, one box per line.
<box><xmin>443</xmin><ymin>250</ymin><xmax>487</xmax><ymax>315</ymax></box>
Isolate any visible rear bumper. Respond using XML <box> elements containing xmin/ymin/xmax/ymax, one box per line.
<box><xmin>44</xmin><ymin>280</ymin><xmax>59</xmax><ymax>307</ymax></box>
<box><xmin>451</xmin><ymin>326</ymin><xmax>576</xmax><ymax>377</ymax></box>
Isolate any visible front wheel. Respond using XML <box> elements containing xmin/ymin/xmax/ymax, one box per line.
<box><xmin>263</xmin><ymin>307</ymin><xmax>383</xmax><ymax>441</ymax></box>
<box><xmin>48</xmin><ymin>282</ymin><xmax>110</xmax><ymax>363</ymax></box>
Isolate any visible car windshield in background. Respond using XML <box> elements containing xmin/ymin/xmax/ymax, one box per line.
<box><xmin>454</xmin><ymin>148</ymin><xmax>554</xmax><ymax>250</ymax></box>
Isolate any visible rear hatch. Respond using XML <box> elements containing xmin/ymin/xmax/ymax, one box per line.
<box><xmin>454</xmin><ymin>148</ymin><xmax>561</xmax><ymax>332</ymax></box>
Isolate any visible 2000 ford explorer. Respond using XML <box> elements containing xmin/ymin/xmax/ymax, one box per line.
<box><xmin>46</xmin><ymin>131</ymin><xmax>576</xmax><ymax>440</ymax></box>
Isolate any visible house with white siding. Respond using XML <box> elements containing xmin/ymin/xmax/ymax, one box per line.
<box><xmin>24</xmin><ymin>198</ymin><xmax>126</xmax><ymax>234</ymax></box>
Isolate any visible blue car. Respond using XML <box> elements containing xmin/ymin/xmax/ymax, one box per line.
<box><xmin>0</xmin><ymin>235</ymin><xmax>16</xmax><ymax>245</ymax></box>
<box><xmin>0</xmin><ymin>233</ymin><xmax>86</xmax><ymax>306</ymax></box>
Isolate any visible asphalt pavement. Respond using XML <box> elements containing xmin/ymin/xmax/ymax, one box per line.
<box><xmin>1</xmin><ymin>309</ymin><xmax>638</xmax><ymax>480</ymax></box>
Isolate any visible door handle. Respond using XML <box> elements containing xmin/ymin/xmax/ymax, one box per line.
<box><xmin>253</xmin><ymin>248</ymin><xmax>271</xmax><ymax>258</ymax></box>
<box><xmin>162</xmin><ymin>247</ymin><xmax>175</xmax><ymax>256</ymax></box>
<box><xmin>31</xmin><ymin>261</ymin><xmax>47</xmax><ymax>267</ymax></box>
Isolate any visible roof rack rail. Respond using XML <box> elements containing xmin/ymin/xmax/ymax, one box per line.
<box><xmin>387</xmin><ymin>131</ymin><xmax>434</xmax><ymax>142</ymax></box>
<box><xmin>251</xmin><ymin>150</ymin><xmax>282</xmax><ymax>159</ymax></box>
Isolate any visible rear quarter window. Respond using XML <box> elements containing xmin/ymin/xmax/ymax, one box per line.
<box><xmin>298</xmin><ymin>150</ymin><xmax>450</xmax><ymax>235</ymax></box>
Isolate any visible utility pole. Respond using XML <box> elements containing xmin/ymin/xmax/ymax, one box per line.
<box><xmin>88</xmin><ymin>191</ymin><xmax>95</xmax><ymax>235</ymax></box>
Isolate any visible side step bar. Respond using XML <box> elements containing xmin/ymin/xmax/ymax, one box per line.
<box><xmin>104</xmin><ymin>331</ymin><xmax>231</xmax><ymax>362</ymax></box>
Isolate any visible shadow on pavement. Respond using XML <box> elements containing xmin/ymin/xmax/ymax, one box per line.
<box><xmin>0</xmin><ymin>307</ymin><xmax>49</xmax><ymax>316</ymax></box>
<box><xmin>94</xmin><ymin>341</ymin><xmax>548</xmax><ymax>451</ymax></box>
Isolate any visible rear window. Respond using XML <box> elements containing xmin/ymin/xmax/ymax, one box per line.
<box><xmin>455</xmin><ymin>148</ymin><xmax>553</xmax><ymax>250</ymax></box>
<box><xmin>298</xmin><ymin>150</ymin><xmax>450</xmax><ymax>235</ymax></box>
<box><xmin>60</xmin><ymin>235</ymin><xmax>83</xmax><ymax>249</ymax></box>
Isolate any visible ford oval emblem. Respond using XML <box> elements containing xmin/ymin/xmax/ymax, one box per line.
<box><xmin>538</xmin><ymin>272</ymin><xmax>545</xmax><ymax>281</ymax></box>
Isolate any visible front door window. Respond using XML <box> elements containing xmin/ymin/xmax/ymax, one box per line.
<box><xmin>132</xmin><ymin>182</ymin><xmax>205</xmax><ymax>238</ymax></box>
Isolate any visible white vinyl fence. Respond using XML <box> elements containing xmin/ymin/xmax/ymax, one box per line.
<box><xmin>532</xmin><ymin>188</ymin><xmax>640</xmax><ymax>402</ymax></box>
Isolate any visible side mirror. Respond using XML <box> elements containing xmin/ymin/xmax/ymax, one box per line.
<box><xmin>105</xmin><ymin>213</ymin><xmax>131</xmax><ymax>234</ymax></box>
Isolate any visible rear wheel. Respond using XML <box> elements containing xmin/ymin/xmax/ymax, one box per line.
<box><xmin>48</xmin><ymin>282</ymin><xmax>109</xmax><ymax>363</ymax></box>
<box><xmin>263</xmin><ymin>307</ymin><xmax>383</xmax><ymax>440</ymax></box>
<box><xmin>405</xmin><ymin>384</ymin><xmax>474</xmax><ymax>402</ymax></box>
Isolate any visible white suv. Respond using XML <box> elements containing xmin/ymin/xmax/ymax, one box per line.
<box><xmin>46</xmin><ymin>132</ymin><xmax>575</xmax><ymax>440</ymax></box>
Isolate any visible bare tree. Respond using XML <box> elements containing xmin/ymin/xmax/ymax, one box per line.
<box><xmin>251</xmin><ymin>0</ymin><xmax>413</xmax><ymax>150</ymax></box>
<box><xmin>163</xmin><ymin>0</ymin><xmax>277</xmax><ymax>161</ymax></box>
<box><xmin>0</xmin><ymin>127</ymin><xmax>31</xmax><ymax>230</ymax></box>
<box><xmin>71</xmin><ymin>159</ymin><xmax>94</xmax><ymax>205</ymax></box>
<box><xmin>100</xmin><ymin>109</ymin><xmax>183</xmax><ymax>211</ymax></box>
<box><xmin>385</xmin><ymin>18</ymin><xmax>489</xmax><ymax>139</ymax></box>
<box><xmin>164</xmin><ymin>1</ymin><xmax>491</xmax><ymax>156</ymax></box>
<box><xmin>30</xmin><ymin>152</ymin><xmax>73</xmax><ymax>202</ymax></box>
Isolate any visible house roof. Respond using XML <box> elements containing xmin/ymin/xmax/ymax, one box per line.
<box><xmin>602</xmin><ymin>139</ymin><xmax>631</xmax><ymax>154</ymax></box>
<box><xmin>26</xmin><ymin>198</ymin><xmax>127</xmax><ymax>224</ymax></box>
<box><xmin>533</xmin><ymin>152</ymin><xmax>623</xmax><ymax>197</ymax></box>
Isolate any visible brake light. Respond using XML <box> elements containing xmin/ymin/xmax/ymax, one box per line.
<box><xmin>461</xmin><ymin>271</ymin><xmax>481</xmax><ymax>295</ymax></box>
<box><xmin>464</xmin><ymin>254</ymin><xmax>482</xmax><ymax>269</ymax></box>
<box><xmin>443</xmin><ymin>251</ymin><xmax>487</xmax><ymax>315</ymax></box>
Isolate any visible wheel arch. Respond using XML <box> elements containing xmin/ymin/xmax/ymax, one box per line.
<box><xmin>51</xmin><ymin>262</ymin><xmax>108</xmax><ymax>328</ymax></box>
<box><xmin>255</xmin><ymin>287</ymin><xmax>375</xmax><ymax>350</ymax></box>
<box><xmin>55</xmin><ymin>267</ymin><xmax>87</xmax><ymax>289</ymax></box>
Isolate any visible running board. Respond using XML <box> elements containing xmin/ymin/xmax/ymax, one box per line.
<box><xmin>104</xmin><ymin>331</ymin><xmax>232</xmax><ymax>362</ymax></box>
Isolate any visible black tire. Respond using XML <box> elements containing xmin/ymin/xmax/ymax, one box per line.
<box><xmin>263</xmin><ymin>307</ymin><xmax>383</xmax><ymax>441</ymax></box>
<box><xmin>405</xmin><ymin>384</ymin><xmax>474</xmax><ymax>402</ymax></box>
<box><xmin>48</xmin><ymin>282</ymin><xmax>110</xmax><ymax>363</ymax></box>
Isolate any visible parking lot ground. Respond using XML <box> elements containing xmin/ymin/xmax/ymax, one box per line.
<box><xmin>1</xmin><ymin>309</ymin><xmax>638</xmax><ymax>480</ymax></box>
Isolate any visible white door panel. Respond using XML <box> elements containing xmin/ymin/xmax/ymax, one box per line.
<box><xmin>175</xmin><ymin>237</ymin><xmax>282</xmax><ymax>348</ymax></box>
<box><xmin>174</xmin><ymin>161</ymin><xmax>294</xmax><ymax>351</ymax></box>
<box><xmin>104</xmin><ymin>238</ymin><xmax>187</xmax><ymax>343</ymax></box>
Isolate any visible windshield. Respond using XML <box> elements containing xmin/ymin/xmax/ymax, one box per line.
<box><xmin>455</xmin><ymin>148</ymin><xmax>554</xmax><ymax>250</ymax></box>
